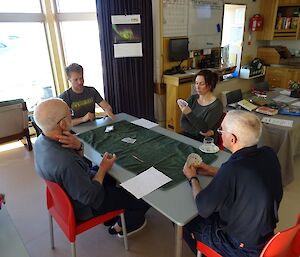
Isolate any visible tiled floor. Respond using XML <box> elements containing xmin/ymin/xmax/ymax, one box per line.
<box><xmin>0</xmin><ymin>140</ymin><xmax>299</xmax><ymax>257</ymax></box>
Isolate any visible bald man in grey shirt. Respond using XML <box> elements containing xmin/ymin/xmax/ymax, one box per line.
<box><xmin>34</xmin><ymin>98</ymin><xmax>149</xmax><ymax>236</ymax></box>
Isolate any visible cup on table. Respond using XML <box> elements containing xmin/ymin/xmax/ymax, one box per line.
<box><xmin>203</xmin><ymin>137</ymin><xmax>214</xmax><ymax>151</ymax></box>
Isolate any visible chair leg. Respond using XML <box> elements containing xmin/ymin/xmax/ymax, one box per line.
<box><xmin>120</xmin><ymin>213</ymin><xmax>128</xmax><ymax>250</ymax></box>
<box><xmin>23</xmin><ymin>128</ymin><xmax>32</xmax><ymax>151</ymax></box>
<box><xmin>49</xmin><ymin>213</ymin><xmax>54</xmax><ymax>249</ymax></box>
<box><xmin>71</xmin><ymin>242</ymin><xmax>76</xmax><ymax>257</ymax></box>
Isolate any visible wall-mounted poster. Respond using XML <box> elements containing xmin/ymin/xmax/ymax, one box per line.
<box><xmin>111</xmin><ymin>15</ymin><xmax>143</xmax><ymax>58</ymax></box>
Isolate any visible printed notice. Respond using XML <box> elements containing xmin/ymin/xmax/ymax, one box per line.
<box><xmin>261</xmin><ymin>117</ymin><xmax>293</xmax><ymax>128</ymax></box>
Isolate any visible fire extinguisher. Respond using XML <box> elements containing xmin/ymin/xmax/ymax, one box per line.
<box><xmin>249</xmin><ymin>14</ymin><xmax>263</xmax><ymax>31</ymax></box>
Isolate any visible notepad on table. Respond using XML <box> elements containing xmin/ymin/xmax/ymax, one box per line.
<box><xmin>256</xmin><ymin>107</ymin><xmax>278</xmax><ymax>116</ymax></box>
<box><xmin>238</xmin><ymin>99</ymin><xmax>258</xmax><ymax>111</ymax></box>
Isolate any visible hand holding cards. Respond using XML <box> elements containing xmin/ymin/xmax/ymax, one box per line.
<box><xmin>186</xmin><ymin>153</ymin><xmax>202</xmax><ymax>167</ymax></box>
<box><xmin>177</xmin><ymin>99</ymin><xmax>188</xmax><ymax>108</ymax></box>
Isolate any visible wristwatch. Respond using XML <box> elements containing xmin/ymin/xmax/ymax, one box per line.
<box><xmin>188</xmin><ymin>176</ymin><xmax>199</xmax><ymax>186</ymax></box>
<box><xmin>76</xmin><ymin>142</ymin><xmax>84</xmax><ymax>152</ymax></box>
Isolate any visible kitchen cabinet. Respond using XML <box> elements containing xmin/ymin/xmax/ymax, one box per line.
<box><xmin>163</xmin><ymin>74</ymin><xmax>194</xmax><ymax>133</ymax></box>
<box><xmin>265</xmin><ymin>66</ymin><xmax>300</xmax><ymax>88</ymax></box>
<box><xmin>257</xmin><ymin>0</ymin><xmax>300</xmax><ymax>40</ymax></box>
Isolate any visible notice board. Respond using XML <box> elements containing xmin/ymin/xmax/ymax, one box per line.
<box><xmin>163</xmin><ymin>0</ymin><xmax>224</xmax><ymax>50</ymax></box>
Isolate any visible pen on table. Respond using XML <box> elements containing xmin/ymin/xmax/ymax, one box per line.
<box><xmin>132</xmin><ymin>155</ymin><xmax>144</xmax><ymax>162</ymax></box>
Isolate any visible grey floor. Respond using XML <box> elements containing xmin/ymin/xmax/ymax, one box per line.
<box><xmin>0</xmin><ymin>140</ymin><xmax>299</xmax><ymax>257</ymax></box>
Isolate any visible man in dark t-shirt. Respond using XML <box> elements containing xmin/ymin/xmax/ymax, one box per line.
<box><xmin>60</xmin><ymin>63</ymin><xmax>115</xmax><ymax>126</ymax></box>
<box><xmin>183</xmin><ymin>110</ymin><xmax>283</xmax><ymax>257</ymax></box>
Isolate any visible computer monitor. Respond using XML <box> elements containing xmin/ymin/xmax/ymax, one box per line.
<box><xmin>168</xmin><ymin>38</ymin><xmax>189</xmax><ymax>62</ymax></box>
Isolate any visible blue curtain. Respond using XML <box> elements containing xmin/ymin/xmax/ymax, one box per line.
<box><xmin>96</xmin><ymin>0</ymin><xmax>154</xmax><ymax>120</ymax></box>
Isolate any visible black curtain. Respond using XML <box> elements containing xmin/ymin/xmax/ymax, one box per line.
<box><xmin>96</xmin><ymin>0</ymin><xmax>154</xmax><ymax>121</ymax></box>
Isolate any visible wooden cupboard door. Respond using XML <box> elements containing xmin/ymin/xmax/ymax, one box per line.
<box><xmin>265</xmin><ymin>67</ymin><xmax>287</xmax><ymax>88</ymax></box>
<box><xmin>256</xmin><ymin>0</ymin><xmax>277</xmax><ymax>40</ymax></box>
<box><xmin>287</xmin><ymin>69</ymin><xmax>300</xmax><ymax>84</ymax></box>
<box><xmin>166</xmin><ymin>82</ymin><xmax>192</xmax><ymax>133</ymax></box>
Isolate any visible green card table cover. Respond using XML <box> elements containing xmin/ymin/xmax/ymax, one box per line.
<box><xmin>78</xmin><ymin>120</ymin><xmax>217</xmax><ymax>189</ymax></box>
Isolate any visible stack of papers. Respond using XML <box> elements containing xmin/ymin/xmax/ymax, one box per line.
<box><xmin>120</xmin><ymin>167</ymin><xmax>172</xmax><ymax>199</ymax></box>
<box><xmin>279</xmin><ymin>90</ymin><xmax>291</xmax><ymax>96</ymax></box>
<box><xmin>291</xmin><ymin>101</ymin><xmax>300</xmax><ymax>107</ymax></box>
<box><xmin>273</xmin><ymin>95</ymin><xmax>297</xmax><ymax>104</ymax></box>
<box><xmin>131</xmin><ymin>118</ymin><xmax>158</xmax><ymax>129</ymax></box>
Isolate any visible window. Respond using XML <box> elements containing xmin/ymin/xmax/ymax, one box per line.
<box><xmin>0</xmin><ymin>23</ymin><xmax>55</xmax><ymax>110</ymax></box>
<box><xmin>1</xmin><ymin>0</ymin><xmax>41</xmax><ymax>13</ymax></box>
<box><xmin>221</xmin><ymin>4</ymin><xmax>246</xmax><ymax>71</ymax></box>
<box><xmin>56</xmin><ymin>0</ymin><xmax>104</xmax><ymax>97</ymax></box>
<box><xmin>0</xmin><ymin>0</ymin><xmax>104</xmax><ymax>109</ymax></box>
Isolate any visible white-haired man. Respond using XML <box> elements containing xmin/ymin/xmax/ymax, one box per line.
<box><xmin>34</xmin><ymin>98</ymin><xmax>149</xmax><ymax>237</ymax></box>
<box><xmin>183</xmin><ymin>110</ymin><xmax>283</xmax><ymax>256</ymax></box>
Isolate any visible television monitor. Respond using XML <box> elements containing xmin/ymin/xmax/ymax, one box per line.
<box><xmin>169</xmin><ymin>38</ymin><xmax>189</xmax><ymax>62</ymax></box>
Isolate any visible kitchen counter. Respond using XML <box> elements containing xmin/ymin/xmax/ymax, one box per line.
<box><xmin>270</xmin><ymin>64</ymin><xmax>300</xmax><ymax>68</ymax></box>
<box><xmin>269</xmin><ymin>57</ymin><xmax>300</xmax><ymax>68</ymax></box>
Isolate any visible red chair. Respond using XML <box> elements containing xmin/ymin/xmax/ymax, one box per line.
<box><xmin>217</xmin><ymin>112</ymin><xmax>226</xmax><ymax>151</ymax></box>
<box><xmin>45</xmin><ymin>180</ymin><xmax>128</xmax><ymax>257</ymax></box>
<box><xmin>259</xmin><ymin>214</ymin><xmax>300</xmax><ymax>257</ymax></box>
<box><xmin>196</xmin><ymin>214</ymin><xmax>300</xmax><ymax>257</ymax></box>
<box><xmin>196</xmin><ymin>241</ymin><xmax>222</xmax><ymax>257</ymax></box>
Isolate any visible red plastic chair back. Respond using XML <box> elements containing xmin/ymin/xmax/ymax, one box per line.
<box><xmin>217</xmin><ymin>112</ymin><xmax>226</xmax><ymax>150</ymax></box>
<box><xmin>197</xmin><ymin>241</ymin><xmax>223</xmax><ymax>257</ymax></box>
<box><xmin>45</xmin><ymin>180</ymin><xmax>124</xmax><ymax>243</ymax></box>
<box><xmin>259</xmin><ymin>214</ymin><xmax>300</xmax><ymax>257</ymax></box>
<box><xmin>196</xmin><ymin>214</ymin><xmax>300</xmax><ymax>257</ymax></box>
<box><xmin>46</xmin><ymin>180</ymin><xmax>76</xmax><ymax>241</ymax></box>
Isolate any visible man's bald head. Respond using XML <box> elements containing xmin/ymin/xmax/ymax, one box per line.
<box><xmin>34</xmin><ymin>98</ymin><xmax>70</xmax><ymax>133</ymax></box>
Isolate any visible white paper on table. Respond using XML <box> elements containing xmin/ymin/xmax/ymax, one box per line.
<box><xmin>131</xmin><ymin>118</ymin><xmax>158</xmax><ymax>129</ymax></box>
<box><xmin>120</xmin><ymin>167</ymin><xmax>172</xmax><ymax>199</ymax></box>
<box><xmin>261</xmin><ymin>117</ymin><xmax>293</xmax><ymax>127</ymax></box>
<box><xmin>280</xmin><ymin>90</ymin><xmax>291</xmax><ymax>96</ymax></box>
<box><xmin>272</xmin><ymin>95</ymin><xmax>297</xmax><ymax>103</ymax></box>
<box><xmin>291</xmin><ymin>101</ymin><xmax>300</xmax><ymax>107</ymax></box>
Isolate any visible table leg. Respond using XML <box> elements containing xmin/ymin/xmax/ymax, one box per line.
<box><xmin>175</xmin><ymin>224</ymin><xmax>183</xmax><ymax>257</ymax></box>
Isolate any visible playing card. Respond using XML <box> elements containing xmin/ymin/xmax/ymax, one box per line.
<box><xmin>186</xmin><ymin>153</ymin><xmax>202</xmax><ymax>167</ymax></box>
<box><xmin>105</xmin><ymin>125</ymin><xmax>114</xmax><ymax>133</ymax></box>
<box><xmin>121</xmin><ymin>137</ymin><xmax>136</xmax><ymax>144</ymax></box>
<box><xmin>177</xmin><ymin>99</ymin><xmax>188</xmax><ymax>107</ymax></box>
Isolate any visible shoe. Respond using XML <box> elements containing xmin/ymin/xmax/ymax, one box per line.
<box><xmin>108</xmin><ymin>225</ymin><xmax>120</xmax><ymax>235</ymax></box>
<box><xmin>117</xmin><ymin>218</ymin><xmax>147</xmax><ymax>238</ymax></box>
<box><xmin>104</xmin><ymin>216</ymin><xmax>119</xmax><ymax>227</ymax></box>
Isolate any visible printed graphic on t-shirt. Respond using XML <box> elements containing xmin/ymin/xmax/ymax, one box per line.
<box><xmin>71</xmin><ymin>97</ymin><xmax>94</xmax><ymax>111</ymax></box>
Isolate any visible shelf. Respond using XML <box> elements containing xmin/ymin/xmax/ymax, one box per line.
<box><xmin>274</xmin><ymin>29</ymin><xmax>297</xmax><ymax>32</ymax></box>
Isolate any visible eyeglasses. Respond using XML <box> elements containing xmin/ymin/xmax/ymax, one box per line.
<box><xmin>56</xmin><ymin>109</ymin><xmax>73</xmax><ymax>124</ymax></box>
<box><xmin>217</xmin><ymin>127</ymin><xmax>237</xmax><ymax>141</ymax></box>
<box><xmin>57</xmin><ymin>116</ymin><xmax>67</xmax><ymax>124</ymax></box>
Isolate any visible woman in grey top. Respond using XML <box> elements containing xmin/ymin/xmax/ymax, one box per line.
<box><xmin>178</xmin><ymin>70</ymin><xmax>223</xmax><ymax>142</ymax></box>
